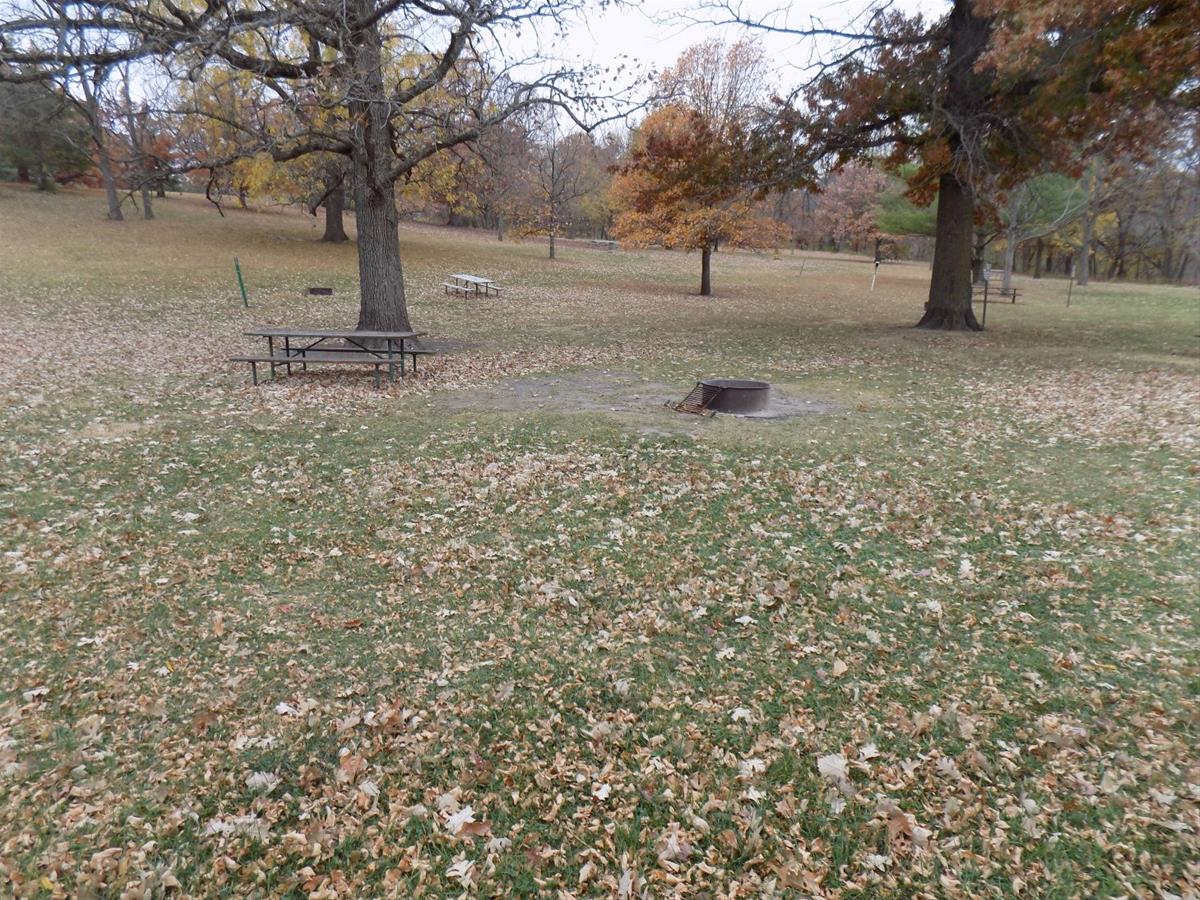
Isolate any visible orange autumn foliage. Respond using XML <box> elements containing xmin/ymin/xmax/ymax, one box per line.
<box><xmin>611</xmin><ymin>105</ymin><xmax>788</xmax><ymax>261</ymax></box>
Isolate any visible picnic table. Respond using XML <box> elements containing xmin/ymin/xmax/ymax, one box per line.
<box><xmin>230</xmin><ymin>327</ymin><xmax>430</xmax><ymax>386</ymax></box>
<box><xmin>589</xmin><ymin>239</ymin><xmax>618</xmax><ymax>251</ymax></box>
<box><xmin>442</xmin><ymin>273</ymin><xmax>502</xmax><ymax>297</ymax></box>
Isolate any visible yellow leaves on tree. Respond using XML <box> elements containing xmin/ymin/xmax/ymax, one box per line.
<box><xmin>611</xmin><ymin>105</ymin><xmax>788</xmax><ymax>296</ymax></box>
<box><xmin>400</xmin><ymin>151</ymin><xmax>485</xmax><ymax>224</ymax></box>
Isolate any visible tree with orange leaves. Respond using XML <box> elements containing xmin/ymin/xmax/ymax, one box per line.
<box><xmin>704</xmin><ymin>0</ymin><xmax>1197</xmax><ymax>329</ymax></box>
<box><xmin>612</xmin><ymin>40</ymin><xmax>788</xmax><ymax>296</ymax></box>
<box><xmin>611</xmin><ymin>105</ymin><xmax>789</xmax><ymax>296</ymax></box>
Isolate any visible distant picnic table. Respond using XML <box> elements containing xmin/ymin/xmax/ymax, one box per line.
<box><xmin>589</xmin><ymin>239</ymin><xmax>618</xmax><ymax>251</ymax></box>
<box><xmin>442</xmin><ymin>272</ymin><xmax>502</xmax><ymax>297</ymax></box>
<box><xmin>230</xmin><ymin>327</ymin><xmax>430</xmax><ymax>387</ymax></box>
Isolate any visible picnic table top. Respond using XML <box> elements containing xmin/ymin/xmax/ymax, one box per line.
<box><xmin>450</xmin><ymin>273</ymin><xmax>495</xmax><ymax>284</ymax></box>
<box><xmin>246</xmin><ymin>327</ymin><xmax>423</xmax><ymax>339</ymax></box>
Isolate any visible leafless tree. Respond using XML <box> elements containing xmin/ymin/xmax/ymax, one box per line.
<box><xmin>2</xmin><ymin>0</ymin><xmax>633</xmax><ymax>332</ymax></box>
<box><xmin>532</xmin><ymin>118</ymin><xmax>590</xmax><ymax>259</ymax></box>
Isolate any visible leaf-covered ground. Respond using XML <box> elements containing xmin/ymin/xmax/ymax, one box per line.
<box><xmin>1</xmin><ymin>185</ymin><xmax>1197</xmax><ymax>898</ymax></box>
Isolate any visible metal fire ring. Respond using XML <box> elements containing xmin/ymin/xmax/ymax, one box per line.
<box><xmin>699</xmin><ymin>379</ymin><xmax>771</xmax><ymax>414</ymax></box>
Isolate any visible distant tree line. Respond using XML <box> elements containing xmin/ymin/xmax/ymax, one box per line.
<box><xmin>781</xmin><ymin>138</ymin><xmax>1199</xmax><ymax>287</ymax></box>
<box><xmin>1</xmin><ymin>0</ymin><xmax>1195</xmax><ymax>329</ymax></box>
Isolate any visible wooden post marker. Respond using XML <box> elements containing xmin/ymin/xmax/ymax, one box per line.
<box><xmin>234</xmin><ymin>257</ymin><xmax>249</xmax><ymax>307</ymax></box>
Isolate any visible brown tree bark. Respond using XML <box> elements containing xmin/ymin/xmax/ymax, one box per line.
<box><xmin>919</xmin><ymin>173</ymin><xmax>981</xmax><ymax>330</ymax></box>
<box><xmin>917</xmin><ymin>0</ymin><xmax>986</xmax><ymax>330</ymax></box>
<box><xmin>1076</xmin><ymin>164</ymin><xmax>1097</xmax><ymax>285</ymax></box>
<box><xmin>78</xmin><ymin>71</ymin><xmax>122</xmax><ymax>221</ymax></box>
<box><xmin>971</xmin><ymin>230</ymin><xmax>987</xmax><ymax>283</ymax></box>
<box><xmin>348</xmin><ymin>4</ymin><xmax>411</xmax><ymax>334</ymax></box>
<box><xmin>92</xmin><ymin>128</ymin><xmax>123</xmax><ymax>219</ymax></box>
<box><xmin>321</xmin><ymin>183</ymin><xmax>348</xmax><ymax>242</ymax></box>
<box><xmin>351</xmin><ymin>165</ymin><xmax>410</xmax><ymax>332</ymax></box>
<box><xmin>700</xmin><ymin>246</ymin><xmax>713</xmax><ymax>296</ymax></box>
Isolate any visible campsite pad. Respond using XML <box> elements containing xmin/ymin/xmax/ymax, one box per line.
<box><xmin>438</xmin><ymin>369</ymin><xmax>844</xmax><ymax>429</ymax></box>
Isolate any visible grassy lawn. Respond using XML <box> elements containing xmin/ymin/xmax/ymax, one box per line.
<box><xmin>1</xmin><ymin>184</ymin><xmax>1197</xmax><ymax>898</ymax></box>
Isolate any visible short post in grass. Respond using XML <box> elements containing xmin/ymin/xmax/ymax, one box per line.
<box><xmin>1066</xmin><ymin>277</ymin><xmax>1074</xmax><ymax>308</ymax></box>
<box><xmin>234</xmin><ymin>257</ymin><xmax>249</xmax><ymax>307</ymax></box>
<box><xmin>870</xmin><ymin>257</ymin><xmax>879</xmax><ymax>291</ymax></box>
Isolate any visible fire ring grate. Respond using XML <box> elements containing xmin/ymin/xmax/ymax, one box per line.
<box><xmin>671</xmin><ymin>378</ymin><xmax>771</xmax><ymax>416</ymax></box>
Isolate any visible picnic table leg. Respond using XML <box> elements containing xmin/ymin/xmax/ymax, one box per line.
<box><xmin>387</xmin><ymin>338</ymin><xmax>396</xmax><ymax>382</ymax></box>
<box><xmin>249</xmin><ymin>361</ymin><xmax>258</xmax><ymax>385</ymax></box>
<box><xmin>267</xmin><ymin>335</ymin><xmax>279</xmax><ymax>380</ymax></box>
<box><xmin>373</xmin><ymin>364</ymin><xmax>381</xmax><ymax>389</ymax></box>
<box><xmin>284</xmin><ymin>336</ymin><xmax>293</xmax><ymax>375</ymax></box>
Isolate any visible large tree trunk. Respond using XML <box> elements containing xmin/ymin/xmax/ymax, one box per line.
<box><xmin>497</xmin><ymin>215</ymin><xmax>505</xmax><ymax>242</ymax></box>
<box><xmin>919</xmin><ymin>173</ymin><xmax>981</xmax><ymax>330</ymax></box>
<box><xmin>700</xmin><ymin>246</ymin><xmax>713</xmax><ymax>296</ymax></box>
<box><xmin>971</xmin><ymin>230</ymin><xmax>986</xmax><ymax>283</ymax></box>
<box><xmin>140</xmin><ymin>184</ymin><xmax>154</xmax><ymax>220</ymax></box>
<box><xmin>321</xmin><ymin>183</ymin><xmax>348</xmax><ymax>243</ymax></box>
<box><xmin>917</xmin><ymin>0</ymin><xmax>986</xmax><ymax>330</ymax></box>
<box><xmin>347</xmin><ymin>6</ymin><xmax>411</xmax><ymax>333</ymax></box>
<box><xmin>1076</xmin><ymin>167</ymin><xmax>1095</xmax><ymax>286</ymax></box>
<box><xmin>1034</xmin><ymin>237</ymin><xmax>1044</xmax><ymax>278</ymax></box>
<box><xmin>351</xmin><ymin>165</ymin><xmax>410</xmax><ymax>332</ymax></box>
<box><xmin>79</xmin><ymin>72</ymin><xmax>122</xmax><ymax>221</ymax></box>
<box><xmin>93</xmin><ymin>130</ymin><xmax>123</xmax><ymax>219</ymax></box>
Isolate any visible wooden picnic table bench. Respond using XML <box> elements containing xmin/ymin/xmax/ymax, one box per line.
<box><xmin>232</xmin><ymin>327</ymin><xmax>430</xmax><ymax>387</ymax></box>
<box><xmin>589</xmin><ymin>239</ymin><xmax>618</xmax><ymax>251</ymax></box>
<box><xmin>442</xmin><ymin>273</ymin><xmax>502</xmax><ymax>297</ymax></box>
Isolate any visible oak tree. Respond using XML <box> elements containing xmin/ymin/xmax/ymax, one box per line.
<box><xmin>611</xmin><ymin>104</ymin><xmax>788</xmax><ymax>296</ymax></box>
<box><xmin>706</xmin><ymin>0</ymin><xmax>1199</xmax><ymax>329</ymax></box>
<box><xmin>2</xmin><ymin>0</ymin><xmax>622</xmax><ymax>333</ymax></box>
<box><xmin>0</xmin><ymin>78</ymin><xmax>92</xmax><ymax>188</ymax></box>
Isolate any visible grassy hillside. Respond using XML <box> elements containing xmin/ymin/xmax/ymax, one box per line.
<box><xmin>1</xmin><ymin>184</ymin><xmax>1197</xmax><ymax>898</ymax></box>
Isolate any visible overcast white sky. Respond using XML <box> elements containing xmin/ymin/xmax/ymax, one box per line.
<box><xmin>525</xmin><ymin>0</ymin><xmax>949</xmax><ymax>90</ymax></box>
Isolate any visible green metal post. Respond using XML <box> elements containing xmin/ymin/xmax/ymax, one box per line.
<box><xmin>234</xmin><ymin>257</ymin><xmax>249</xmax><ymax>307</ymax></box>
